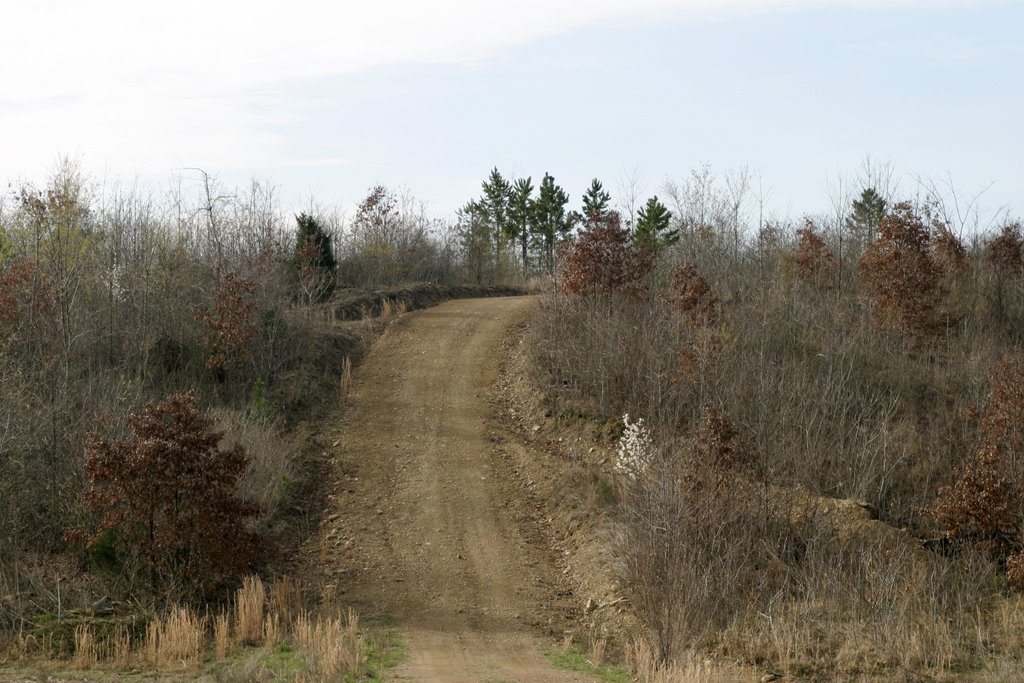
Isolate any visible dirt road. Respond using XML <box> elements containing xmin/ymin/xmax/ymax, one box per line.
<box><xmin>321</xmin><ymin>296</ymin><xmax>597</xmax><ymax>682</ymax></box>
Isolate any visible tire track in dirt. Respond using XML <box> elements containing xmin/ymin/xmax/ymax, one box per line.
<box><xmin>319</xmin><ymin>296</ymin><xmax>597</xmax><ymax>682</ymax></box>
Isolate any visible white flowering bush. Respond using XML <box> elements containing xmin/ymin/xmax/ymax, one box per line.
<box><xmin>615</xmin><ymin>413</ymin><xmax>653</xmax><ymax>479</ymax></box>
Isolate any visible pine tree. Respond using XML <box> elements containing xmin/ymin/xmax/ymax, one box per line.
<box><xmin>293</xmin><ymin>213</ymin><xmax>336</xmax><ymax>303</ymax></box>
<box><xmin>482</xmin><ymin>167</ymin><xmax>512</xmax><ymax>244</ymax></box>
<box><xmin>532</xmin><ymin>173</ymin><xmax>572</xmax><ymax>274</ymax></box>
<box><xmin>846</xmin><ymin>187</ymin><xmax>887</xmax><ymax>247</ymax></box>
<box><xmin>508</xmin><ymin>177</ymin><xmax>535</xmax><ymax>276</ymax></box>
<box><xmin>634</xmin><ymin>196</ymin><xmax>677</xmax><ymax>251</ymax></box>
<box><xmin>581</xmin><ymin>179</ymin><xmax>612</xmax><ymax>225</ymax></box>
<box><xmin>469</xmin><ymin>168</ymin><xmax>512</xmax><ymax>280</ymax></box>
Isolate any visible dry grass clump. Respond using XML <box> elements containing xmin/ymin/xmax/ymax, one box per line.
<box><xmin>31</xmin><ymin>574</ymin><xmax>359</xmax><ymax>677</ymax></box>
<box><xmin>69</xmin><ymin>624</ymin><xmax>135</xmax><ymax>668</ymax></box>
<box><xmin>72</xmin><ymin>624</ymin><xmax>97</xmax><ymax>669</ymax></box>
<box><xmin>262</xmin><ymin>613</ymin><xmax>280</xmax><ymax>649</ymax></box>
<box><xmin>110</xmin><ymin>626</ymin><xmax>133</xmax><ymax>667</ymax></box>
<box><xmin>617</xmin><ymin>446</ymin><xmax>1002</xmax><ymax>677</ymax></box>
<box><xmin>269</xmin><ymin>575</ymin><xmax>304</xmax><ymax>623</ymax></box>
<box><xmin>292</xmin><ymin>608</ymin><xmax>364</xmax><ymax>677</ymax></box>
<box><xmin>213</xmin><ymin>610</ymin><xmax>231</xmax><ymax>660</ymax></box>
<box><xmin>716</xmin><ymin>541</ymin><xmax>999</xmax><ymax>677</ymax></box>
<box><xmin>215</xmin><ymin>409</ymin><xmax>298</xmax><ymax>523</ymax></box>
<box><xmin>627</xmin><ymin>638</ymin><xmax>716</xmax><ymax>683</ymax></box>
<box><xmin>235</xmin><ymin>575</ymin><xmax>267</xmax><ymax>646</ymax></box>
<box><xmin>340</xmin><ymin>355</ymin><xmax>353</xmax><ymax>399</ymax></box>
<box><xmin>145</xmin><ymin>606</ymin><xmax>207</xmax><ymax>670</ymax></box>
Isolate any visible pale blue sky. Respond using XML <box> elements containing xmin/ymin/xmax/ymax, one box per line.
<box><xmin>3</xmin><ymin>1</ymin><xmax>1021</xmax><ymax>224</ymax></box>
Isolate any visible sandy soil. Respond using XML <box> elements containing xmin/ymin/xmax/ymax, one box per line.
<box><xmin>318</xmin><ymin>296</ymin><xmax>597</xmax><ymax>682</ymax></box>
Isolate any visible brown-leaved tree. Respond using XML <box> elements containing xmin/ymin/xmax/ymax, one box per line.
<box><xmin>85</xmin><ymin>391</ymin><xmax>259</xmax><ymax>597</ymax></box>
<box><xmin>793</xmin><ymin>220</ymin><xmax>836</xmax><ymax>289</ymax></box>
<box><xmin>986</xmin><ymin>222</ymin><xmax>1024</xmax><ymax>278</ymax></box>
<box><xmin>930</xmin><ymin>354</ymin><xmax>1024</xmax><ymax>566</ymax></box>
<box><xmin>859</xmin><ymin>201</ymin><xmax>942</xmax><ymax>338</ymax></box>
<box><xmin>560</xmin><ymin>212</ymin><xmax>641</xmax><ymax>297</ymax></box>
<box><xmin>196</xmin><ymin>272</ymin><xmax>257</xmax><ymax>378</ymax></box>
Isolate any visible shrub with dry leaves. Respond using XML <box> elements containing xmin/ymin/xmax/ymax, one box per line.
<box><xmin>793</xmin><ymin>220</ymin><xmax>836</xmax><ymax>288</ymax></box>
<box><xmin>986</xmin><ymin>223</ymin><xmax>1023</xmax><ymax>277</ymax></box>
<box><xmin>666</xmin><ymin>262</ymin><xmax>718</xmax><ymax>325</ymax></box>
<box><xmin>930</xmin><ymin>354</ymin><xmax>1024</xmax><ymax>560</ymax></box>
<box><xmin>694</xmin><ymin>403</ymin><xmax>756</xmax><ymax>474</ymax></box>
<box><xmin>85</xmin><ymin>391</ymin><xmax>260</xmax><ymax>597</ymax></box>
<box><xmin>196</xmin><ymin>272</ymin><xmax>257</xmax><ymax>375</ymax></box>
<box><xmin>859</xmin><ymin>201</ymin><xmax>942</xmax><ymax>338</ymax></box>
<box><xmin>560</xmin><ymin>213</ymin><xmax>647</xmax><ymax>297</ymax></box>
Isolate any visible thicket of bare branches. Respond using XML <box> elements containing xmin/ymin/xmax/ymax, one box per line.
<box><xmin>0</xmin><ymin>162</ymin><xmax>468</xmax><ymax>625</ymax></box>
<box><xmin>531</xmin><ymin>175</ymin><xmax>1024</xmax><ymax>675</ymax></box>
<box><xmin>338</xmin><ymin>185</ymin><xmax>459</xmax><ymax>288</ymax></box>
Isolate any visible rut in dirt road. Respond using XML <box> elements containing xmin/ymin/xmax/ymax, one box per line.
<box><xmin>323</xmin><ymin>296</ymin><xmax>598</xmax><ymax>682</ymax></box>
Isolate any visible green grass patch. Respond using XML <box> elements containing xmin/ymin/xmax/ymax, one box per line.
<box><xmin>544</xmin><ymin>645</ymin><xmax>632</xmax><ymax>683</ymax></box>
<box><xmin>351</xmin><ymin>628</ymin><xmax>405</xmax><ymax>682</ymax></box>
<box><xmin>256</xmin><ymin>641</ymin><xmax>307</xmax><ymax>677</ymax></box>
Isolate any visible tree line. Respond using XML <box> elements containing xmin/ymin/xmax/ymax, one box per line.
<box><xmin>456</xmin><ymin>168</ymin><xmax>677</xmax><ymax>283</ymax></box>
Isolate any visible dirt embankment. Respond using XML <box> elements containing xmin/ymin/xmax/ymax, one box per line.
<box><xmin>323</xmin><ymin>282</ymin><xmax>526</xmax><ymax>321</ymax></box>
<box><xmin>312</xmin><ymin>296</ymin><xmax>598</xmax><ymax>682</ymax></box>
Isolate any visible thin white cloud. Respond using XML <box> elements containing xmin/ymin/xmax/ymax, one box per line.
<box><xmin>279</xmin><ymin>157</ymin><xmax>355</xmax><ymax>168</ymax></box>
<box><xmin>0</xmin><ymin>0</ymin><xmax>1007</xmax><ymax>180</ymax></box>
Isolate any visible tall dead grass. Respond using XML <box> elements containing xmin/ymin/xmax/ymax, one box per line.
<box><xmin>36</xmin><ymin>575</ymin><xmax>363</xmax><ymax>678</ymax></box>
<box><xmin>110</xmin><ymin>626</ymin><xmax>133</xmax><ymax>667</ymax></box>
<box><xmin>215</xmin><ymin>408</ymin><xmax>297</xmax><ymax>525</ymax></box>
<box><xmin>292</xmin><ymin>608</ymin><xmax>364</xmax><ymax>677</ymax></box>
<box><xmin>145</xmin><ymin>606</ymin><xmax>207</xmax><ymax>670</ymax></box>
<box><xmin>269</xmin><ymin>575</ymin><xmax>304</xmax><ymax>623</ymax></box>
<box><xmin>235</xmin><ymin>575</ymin><xmax>266</xmax><ymax>645</ymax></box>
<box><xmin>213</xmin><ymin>610</ymin><xmax>231</xmax><ymax>660</ymax></box>
<box><xmin>340</xmin><ymin>355</ymin><xmax>353</xmax><ymax>399</ymax></box>
<box><xmin>72</xmin><ymin>624</ymin><xmax>97</xmax><ymax>669</ymax></box>
<box><xmin>627</xmin><ymin>639</ymin><xmax>717</xmax><ymax>683</ymax></box>
<box><xmin>616</xmin><ymin>452</ymin><xmax>1004</xmax><ymax>676</ymax></box>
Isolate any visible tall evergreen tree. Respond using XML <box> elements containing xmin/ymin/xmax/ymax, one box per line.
<box><xmin>532</xmin><ymin>173</ymin><xmax>571</xmax><ymax>274</ymax></box>
<box><xmin>846</xmin><ymin>187</ymin><xmax>888</xmax><ymax>246</ymax></box>
<box><xmin>634</xmin><ymin>196</ymin><xmax>677</xmax><ymax>251</ymax></box>
<box><xmin>581</xmin><ymin>179</ymin><xmax>612</xmax><ymax>224</ymax></box>
<box><xmin>293</xmin><ymin>212</ymin><xmax>336</xmax><ymax>303</ymax></box>
<box><xmin>508</xmin><ymin>177</ymin><xmax>535</xmax><ymax>276</ymax></box>
<box><xmin>481</xmin><ymin>167</ymin><xmax>512</xmax><ymax>242</ymax></box>
<box><xmin>480</xmin><ymin>168</ymin><xmax>512</xmax><ymax>277</ymax></box>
